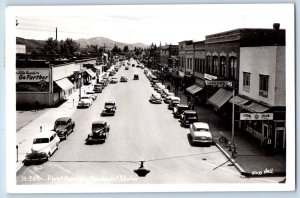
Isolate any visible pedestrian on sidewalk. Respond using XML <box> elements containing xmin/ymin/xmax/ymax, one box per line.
<box><xmin>35</xmin><ymin>99</ymin><xmax>40</xmax><ymax>112</ymax></box>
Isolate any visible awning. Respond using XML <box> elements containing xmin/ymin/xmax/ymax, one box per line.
<box><xmin>229</xmin><ymin>95</ymin><xmax>249</xmax><ymax>106</ymax></box>
<box><xmin>208</xmin><ymin>88</ymin><xmax>233</xmax><ymax>109</ymax></box>
<box><xmin>186</xmin><ymin>85</ymin><xmax>203</xmax><ymax>95</ymax></box>
<box><xmin>243</xmin><ymin>102</ymin><xmax>270</xmax><ymax>113</ymax></box>
<box><xmin>85</xmin><ymin>69</ymin><xmax>96</xmax><ymax>77</ymax></box>
<box><xmin>55</xmin><ymin>78</ymin><xmax>74</xmax><ymax>91</ymax></box>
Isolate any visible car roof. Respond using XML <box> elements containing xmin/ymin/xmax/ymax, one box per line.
<box><xmin>177</xmin><ymin>104</ymin><xmax>189</xmax><ymax>108</ymax></box>
<box><xmin>105</xmin><ymin>101</ymin><xmax>115</xmax><ymax>104</ymax></box>
<box><xmin>35</xmin><ymin>131</ymin><xmax>56</xmax><ymax>138</ymax></box>
<box><xmin>55</xmin><ymin>117</ymin><xmax>70</xmax><ymax>122</ymax></box>
<box><xmin>92</xmin><ymin>120</ymin><xmax>106</xmax><ymax>125</ymax></box>
<box><xmin>170</xmin><ymin>96</ymin><xmax>180</xmax><ymax>100</ymax></box>
<box><xmin>193</xmin><ymin>122</ymin><xmax>209</xmax><ymax>129</ymax></box>
<box><xmin>184</xmin><ymin>110</ymin><xmax>197</xmax><ymax>114</ymax></box>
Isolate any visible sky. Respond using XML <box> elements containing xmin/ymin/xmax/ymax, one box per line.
<box><xmin>14</xmin><ymin>4</ymin><xmax>293</xmax><ymax>46</ymax></box>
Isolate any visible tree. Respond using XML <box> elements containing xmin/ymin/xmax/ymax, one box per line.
<box><xmin>123</xmin><ymin>45</ymin><xmax>129</xmax><ymax>52</ymax></box>
<box><xmin>43</xmin><ymin>37</ymin><xmax>59</xmax><ymax>55</ymax></box>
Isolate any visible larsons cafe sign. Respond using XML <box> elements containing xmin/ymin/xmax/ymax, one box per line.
<box><xmin>16</xmin><ymin>69</ymin><xmax>50</xmax><ymax>92</ymax></box>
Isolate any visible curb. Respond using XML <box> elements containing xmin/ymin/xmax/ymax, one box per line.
<box><xmin>16</xmin><ymin>161</ymin><xmax>24</xmax><ymax>174</ymax></box>
<box><xmin>213</xmin><ymin>141</ymin><xmax>248</xmax><ymax>176</ymax></box>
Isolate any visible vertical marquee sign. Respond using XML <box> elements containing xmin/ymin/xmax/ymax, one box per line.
<box><xmin>16</xmin><ymin>69</ymin><xmax>50</xmax><ymax>92</ymax></box>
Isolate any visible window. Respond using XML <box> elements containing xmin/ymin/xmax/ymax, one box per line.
<box><xmin>229</xmin><ymin>57</ymin><xmax>237</xmax><ymax>80</ymax></box>
<box><xmin>259</xmin><ymin>75</ymin><xmax>269</xmax><ymax>97</ymax></box>
<box><xmin>213</xmin><ymin>56</ymin><xmax>218</xmax><ymax>75</ymax></box>
<box><xmin>243</xmin><ymin>72</ymin><xmax>251</xmax><ymax>92</ymax></box>
<box><xmin>207</xmin><ymin>56</ymin><xmax>212</xmax><ymax>74</ymax></box>
<box><xmin>220</xmin><ymin>56</ymin><xmax>226</xmax><ymax>77</ymax></box>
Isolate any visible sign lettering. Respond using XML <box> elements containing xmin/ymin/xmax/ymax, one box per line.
<box><xmin>240</xmin><ymin>113</ymin><xmax>273</xmax><ymax>120</ymax></box>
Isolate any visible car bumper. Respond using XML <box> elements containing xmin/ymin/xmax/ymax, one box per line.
<box><xmin>192</xmin><ymin>139</ymin><xmax>213</xmax><ymax>143</ymax></box>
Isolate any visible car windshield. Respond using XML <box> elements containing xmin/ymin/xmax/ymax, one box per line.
<box><xmin>196</xmin><ymin>128</ymin><xmax>209</xmax><ymax>131</ymax></box>
<box><xmin>105</xmin><ymin>102</ymin><xmax>114</xmax><ymax>106</ymax></box>
<box><xmin>81</xmin><ymin>96</ymin><xmax>89</xmax><ymax>99</ymax></box>
<box><xmin>92</xmin><ymin>124</ymin><xmax>104</xmax><ymax>130</ymax></box>
<box><xmin>55</xmin><ymin>121</ymin><xmax>67</xmax><ymax>126</ymax></box>
<box><xmin>86</xmin><ymin>92</ymin><xmax>93</xmax><ymax>94</ymax></box>
<box><xmin>94</xmin><ymin>85</ymin><xmax>101</xmax><ymax>88</ymax></box>
<box><xmin>186</xmin><ymin>113</ymin><xmax>197</xmax><ymax>118</ymax></box>
<box><xmin>33</xmin><ymin>138</ymin><xmax>49</xmax><ymax>144</ymax></box>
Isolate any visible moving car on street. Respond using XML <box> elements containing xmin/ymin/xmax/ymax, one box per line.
<box><xmin>180</xmin><ymin>110</ymin><xmax>199</xmax><ymax>127</ymax></box>
<box><xmin>77</xmin><ymin>95</ymin><xmax>93</xmax><ymax>108</ymax></box>
<box><xmin>149</xmin><ymin>93</ymin><xmax>162</xmax><ymax>104</ymax></box>
<box><xmin>101</xmin><ymin>101</ymin><xmax>117</xmax><ymax>116</ymax></box>
<box><xmin>173</xmin><ymin>104</ymin><xmax>190</xmax><ymax>118</ymax></box>
<box><xmin>53</xmin><ymin>117</ymin><xmax>75</xmax><ymax>139</ymax></box>
<box><xmin>120</xmin><ymin>76</ymin><xmax>128</xmax><ymax>82</ymax></box>
<box><xmin>24</xmin><ymin>131</ymin><xmax>60</xmax><ymax>163</ymax></box>
<box><xmin>85</xmin><ymin>121</ymin><xmax>110</xmax><ymax>144</ymax></box>
<box><xmin>110</xmin><ymin>77</ymin><xmax>118</xmax><ymax>84</ymax></box>
<box><xmin>86</xmin><ymin>91</ymin><xmax>97</xmax><ymax>100</ymax></box>
<box><xmin>133</xmin><ymin>72</ymin><xmax>139</xmax><ymax>80</ymax></box>
<box><xmin>189</xmin><ymin>122</ymin><xmax>213</xmax><ymax>145</ymax></box>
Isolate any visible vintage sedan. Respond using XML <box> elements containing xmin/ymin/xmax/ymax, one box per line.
<box><xmin>168</xmin><ymin>97</ymin><xmax>180</xmax><ymax>109</ymax></box>
<box><xmin>149</xmin><ymin>93</ymin><xmax>162</xmax><ymax>104</ymax></box>
<box><xmin>85</xmin><ymin>121</ymin><xmax>110</xmax><ymax>143</ymax></box>
<box><xmin>77</xmin><ymin>95</ymin><xmax>93</xmax><ymax>108</ymax></box>
<box><xmin>180</xmin><ymin>110</ymin><xmax>199</xmax><ymax>127</ymax></box>
<box><xmin>101</xmin><ymin>101</ymin><xmax>117</xmax><ymax>116</ymax></box>
<box><xmin>86</xmin><ymin>91</ymin><xmax>97</xmax><ymax>100</ymax></box>
<box><xmin>110</xmin><ymin>77</ymin><xmax>118</xmax><ymax>84</ymax></box>
<box><xmin>53</xmin><ymin>117</ymin><xmax>75</xmax><ymax>139</ymax></box>
<box><xmin>120</xmin><ymin>76</ymin><xmax>128</xmax><ymax>82</ymax></box>
<box><xmin>173</xmin><ymin>104</ymin><xmax>190</xmax><ymax>118</ymax></box>
<box><xmin>93</xmin><ymin>84</ymin><xmax>103</xmax><ymax>93</ymax></box>
<box><xmin>190</xmin><ymin>122</ymin><xmax>213</xmax><ymax>145</ymax></box>
<box><xmin>24</xmin><ymin>131</ymin><xmax>60</xmax><ymax>163</ymax></box>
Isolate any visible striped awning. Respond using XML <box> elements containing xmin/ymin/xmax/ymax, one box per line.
<box><xmin>208</xmin><ymin>88</ymin><xmax>233</xmax><ymax>109</ymax></box>
<box><xmin>55</xmin><ymin>78</ymin><xmax>74</xmax><ymax>91</ymax></box>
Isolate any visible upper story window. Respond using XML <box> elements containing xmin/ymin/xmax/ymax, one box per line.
<box><xmin>207</xmin><ymin>56</ymin><xmax>212</xmax><ymax>74</ymax></box>
<box><xmin>259</xmin><ymin>75</ymin><xmax>269</xmax><ymax>98</ymax></box>
<box><xmin>220</xmin><ymin>56</ymin><xmax>226</xmax><ymax>77</ymax></box>
<box><xmin>229</xmin><ymin>57</ymin><xmax>237</xmax><ymax>80</ymax></box>
<box><xmin>243</xmin><ymin>72</ymin><xmax>250</xmax><ymax>92</ymax></box>
<box><xmin>213</xmin><ymin>56</ymin><xmax>218</xmax><ymax>75</ymax></box>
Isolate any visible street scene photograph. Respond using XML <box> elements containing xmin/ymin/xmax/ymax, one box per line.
<box><xmin>5</xmin><ymin>4</ymin><xmax>295</xmax><ymax>193</ymax></box>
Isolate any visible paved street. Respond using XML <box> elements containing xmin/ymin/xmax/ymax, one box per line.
<box><xmin>16</xmin><ymin>59</ymin><xmax>283</xmax><ymax>185</ymax></box>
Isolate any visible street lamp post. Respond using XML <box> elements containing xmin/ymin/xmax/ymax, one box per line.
<box><xmin>78</xmin><ymin>73</ymin><xmax>82</xmax><ymax>101</ymax></box>
<box><xmin>231</xmin><ymin>89</ymin><xmax>235</xmax><ymax>146</ymax></box>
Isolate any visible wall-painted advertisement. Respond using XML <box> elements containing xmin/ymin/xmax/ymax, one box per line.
<box><xmin>16</xmin><ymin>69</ymin><xmax>50</xmax><ymax>92</ymax></box>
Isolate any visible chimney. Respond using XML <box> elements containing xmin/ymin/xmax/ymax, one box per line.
<box><xmin>273</xmin><ymin>23</ymin><xmax>280</xmax><ymax>30</ymax></box>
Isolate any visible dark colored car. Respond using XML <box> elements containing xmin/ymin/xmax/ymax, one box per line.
<box><xmin>168</xmin><ymin>98</ymin><xmax>180</xmax><ymax>110</ymax></box>
<box><xmin>173</xmin><ymin>104</ymin><xmax>190</xmax><ymax>118</ymax></box>
<box><xmin>53</xmin><ymin>117</ymin><xmax>75</xmax><ymax>139</ymax></box>
<box><xmin>180</xmin><ymin>110</ymin><xmax>199</xmax><ymax>127</ymax></box>
<box><xmin>93</xmin><ymin>84</ymin><xmax>103</xmax><ymax>93</ymax></box>
<box><xmin>133</xmin><ymin>73</ymin><xmax>139</xmax><ymax>80</ymax></box>
<box><xmin>85</xmin><ymin>121</ymin><xmax>110</xmax><ymax>143</ymax></box>
<box><xmin>101</xmin><ymin>101</ymin><xmax>117</xmax><ymax>116</ymax></box>
<box><xmin>120</xmin><ymin>76</ymin><xmax>128</xmax><ymax>82</ymax></box>
<box><xmin>151</xmin><ymin>79</ymin><xmax>160</xmax><ymax>87</ymax></box>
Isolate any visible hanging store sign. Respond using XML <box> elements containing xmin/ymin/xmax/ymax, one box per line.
<box><xmin>240</xmin><ymin>113</ymin><xmax>274</xmax><ymax>120</ymax></box>
<box><xmin>16</xmin><ymin>69</ymin><xmax>50</xmax><ymax>92</ymax></box>
<box><xmin>205</xmin><ymin>81</ymin><xmax>227</xmax><ymax>87</ymax></box>
<box><xmin>204</xmin><ymin>73</ymin><xmax>217</xmax><ymax>80</ymax></box>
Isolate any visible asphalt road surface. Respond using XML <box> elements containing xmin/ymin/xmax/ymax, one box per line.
<box><xmin>17</xmin><ymin>59</ymin><xmax>281</xmax><ymax>185</ymax></box>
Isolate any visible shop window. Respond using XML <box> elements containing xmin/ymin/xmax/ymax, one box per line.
<box><xmin>259</xmin><ymin>75</ymin><xmax>269</xmax><ymax>98</ymax></box>
<box><xmin>243</xmin><ymin>72</ymin><xmax>251</xmax><ymax>92</ymax></box>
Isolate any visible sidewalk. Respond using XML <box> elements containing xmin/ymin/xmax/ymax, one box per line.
<box><xmin>16</xmin><ymin>88</ymin><xmax>82</xmax><ymax>173</ymax></box>
<box><xmin>163</xmin><ymin>80</ymin><xmax>286</xmax><ymax>177</ymax></box>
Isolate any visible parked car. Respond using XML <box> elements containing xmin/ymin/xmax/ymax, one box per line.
<box><xmin>190</xmin><ymin>122</ymin><xmax>213</xmax><ymax>145</ymax></box>
<box><xmin>77</xmin><ymin>95</ymin><xmax>93</xmax><ymax>108</ymax></box>
<box><xmin>53</xmin><ymin>117</ymin><xmax>75</xmax><ymax>139</ymax></box>
<box><xmin>151</xmin><ymin>79</ymin><xmax>160</xmax><ymax>87</ymax></box>
<box><xmin>85</xmin><ymin>121</ymin><xmax>110</xmax><ymax>143</ymax></box>
<box><xmin>110</xmin><ymin>77</ymin><xmax>118</xmax><ymax>84</ymax></box>
<box><xmin>164</xmin><ymin>95</ymin><xmax>178</xmax><ymax>104</ymax></box>
<box><xmin>168</xmin><ymin>97</ymin><xmax>180</xmax><ymax>110</ymax></box>
<box><xmin>120</xmin><ymin>76</ymin><xmax>128</xmax><ymax>82</ymax></box>
<box><xmin>149</xmin><ymin>93</ymin><xmax>162</xmax><ymax>104</ymax></box>
<box><xmin>180</xmin><ymin>110</ymin><xmax>199</xmax><ymax>127</ymax></box>
<box><xmin>133</xmin><ymin>73</ymin><xmax>139</xmax><ymax>80</ymax></box>
<box><xmin>86</xmin><ymin>91</ymin><xmax>97</xmax><ymax>100</ymax></box>
<box><xmin>163</xmin><ymin>92</ymin><xmax>175</xmax><ymax>102</ymax></box>
<box><xmin>101</xmin><ymin>101</ymin><xmax>117</xmax><ymax>116</ymax></box>
<box><xmin>157</xmin><ymin>84</ymin><xmax>166</xmax><ymax>94</ymax></box>
<box><xmin>93</xmin><ymin>84</ymin><xmax>103</xmax><ymax>93</ymax></box>
<box><xmin>153</xmin><ymin>82</ymin><xmax>162</xmax><ymax>91</ymax></box>
<box><xmin>173</xmin><ymin>104</ymin><xmax>190</xmax><ymax>118</ymax></box>
<box><xmin>24</xmin><ymin>131</ymin><xmax>60</xmax><ymax>163</ymax></box>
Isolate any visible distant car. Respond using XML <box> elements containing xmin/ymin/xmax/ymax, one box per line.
<box><xmin>24</xmin><ymin>131</ymin><xmax>60</xmax><ymax>163</ymax></box>
<box><xmin>125</xmin><ymin>66</ymin><xmax>129</xmax><ymax>70</ymax></box>
<box><xmin>132</xmin><ymin>64</ymin><xmax>135</xmax><ymax>67</ymax></box>
<box><xmin>110</xmin><ymin>77</ymin><xmax>118</xmax><ymax>84</ymax></box>
<box><xmin>180</xmin><ymin>110</ymin><xmax>199</xmax><ymax>127</ymax></box>
<box><xmin>190</xmin><ymin>122</ymin><xmax>213</xmax><ymax>145</ymax></box>
<box><xmin>149</xmin><ymin>93</ymin><xmax>162</xmax><ymax>104</ymax></box>
<box><xmin>85</xmin><ymin>121</ymin><xmax>110</xmax><ymax>143</ymax></box>
<box><xmin>77</xmin><ymin>95</ymin><xmax>93</xmax><ymax>108</ymax></box>
<box><xmin>93</xmin><ymin>84</ymin><xmax>103</xmax><ymax>93</ymax></box>
<box><xmin>173</xmin><ymin>104</ymin><xmax>190</xmax><ymax>118</ymax></box>
<box><xmin>120</xmin><ymin>76</ymin><xmax>128</xmax><ymax>82</ymax></box>
<box><xmin>168</xmin><ymin>97</ymin><xmax>180</xmax><ymax>109</ymax></box>
<box><xmin>164</xmin><ymin>95</ymin><xmax>178</xmax><ymax>104</ymax></box>
<box><xmin>53</xmin><ymin>117</ymin><xmax>75</xmax><ymax>139</ymax></box>
<box><xmin>101</xmin><ymin>101</ymin><xmax>117</xmax><ymax>116</ymax></box>
<box><xmin>133</xmin><ymin>73</ymin><xmax>139</xmax><ymax>80</ymax></box>
<box><xmin>86</xmin><ymin>91</ymin><xmax>97</xmax><ymax>100</ymax></box>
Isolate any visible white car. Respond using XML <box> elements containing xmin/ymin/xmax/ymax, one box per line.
<box><xmin>153</xmin><ymin>82</ymin><xmax>162</xmax><ymax>91</ymax></box>
<box><xmin>149</xmin><ymin>93</ymin><xmax>162</xmax><ymax>104</ymax></box>
<box><xmin>164</xmin><ymin>95</ymin><xmax>179</xmax><ymax>104</ymax></box>
<box><xmin>190</xmin><ymin>122</ymin><xmax>213</xmax><ymax>144</ymax></box>
<box><xmin>157</xmin><ymin>84</ymin><xmax>166</xmax><ymax>94</ymax></box>
<box><xmin>77</xmin><ymin>95</ymin><xmax>93</xmax><ymax>108</ymax></box>
<box><xmin>27</xmin><ymin>131</ymin><xmax>60</xmax><ymax>160</ymax></box>
<box><xmin>86</xmin><ymin>91</ymin><xmax>97</xmax><ymax>100</ymax></box>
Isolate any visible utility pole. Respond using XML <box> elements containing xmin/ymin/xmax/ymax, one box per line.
<box><xmin>231</xmin><ymin>89</ymin><xmax>235</xmax><ymax>145</ymax></box>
